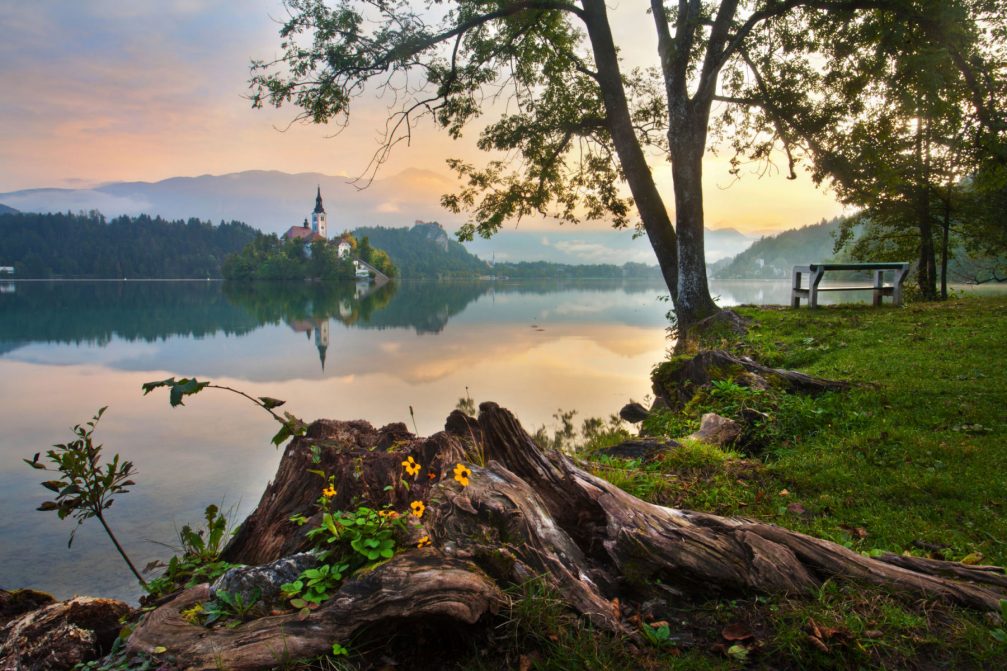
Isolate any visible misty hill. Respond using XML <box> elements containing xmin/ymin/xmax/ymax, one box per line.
<box><xmin>0</xmin><ymin>170</ymin><xmax>756</xmax><ymax>265</ymax></box>
<box><xmin>353</xmin><ymin>222</ymin><xmax>491</xmax><ymax>278</ymax></box>
<box><xmin>0</xmin><ymin>203</ymin><xmax>18</xmax><ymax>215</ymax></box>
<box><xmin>354</xmin><ymin>222</ymin><xmax>665</xmax><ymax>279</ymax></box>
<box><xmin>711</xmin><ymin>218</ymin><xmax>844</xmax><ymax>279</ymax></box>
<box><xmin>0</xmin><ymin>169</ymin><xmax>459</xmax><ymax>237</ymax></box>
<box><xmin>0</xmin><ymin>211</ymin><xmax>259</xmax><ymax>279</ymax></box>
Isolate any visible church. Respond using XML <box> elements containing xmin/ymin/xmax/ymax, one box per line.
<box><xmin>282</xmin><ymin>187</ymin><xmax>329</xmax><ymax>242</ymax></box>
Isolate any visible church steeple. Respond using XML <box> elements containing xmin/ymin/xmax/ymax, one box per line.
<box><xmin>314</xmin><ymin>185</ymin><xmax>325</xmax><ymax>214</ymax></box>
<box><xmin>311</xmin><ymin>186</ymin><xmax>328</xmax><ymax>238</ymax></box>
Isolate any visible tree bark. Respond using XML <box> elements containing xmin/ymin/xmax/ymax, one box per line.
<box><xmin>580</xmin><ymin>0</ymin><xmax>681</xmax><ymax>303</ymax></box>
<box><xmin>126</xmin><ymin>404</ymin><xmax>1007</xmax><ymax>670</ymax></box>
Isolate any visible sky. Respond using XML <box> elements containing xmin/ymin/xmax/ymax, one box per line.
<box><xmin>0</xmin><ymin>1</ymin><xmax>845</xmax><ymax>234</ymax></box>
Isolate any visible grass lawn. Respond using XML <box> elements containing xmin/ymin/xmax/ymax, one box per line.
<box><xmin>485</xmin><ymin>296</ymin><xmax>1007</xmax><ymax>670</ymax></box>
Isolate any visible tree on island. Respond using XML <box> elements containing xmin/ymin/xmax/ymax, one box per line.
<box><xmin>250</xmin><ymin>0</ymin><xmax>999</xmax><ymax>326</ymax></box>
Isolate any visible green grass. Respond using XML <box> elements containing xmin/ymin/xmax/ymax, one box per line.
<box><xmin>571</xmin><ymin>295</ymin><xmax>1007</xmax><ymax>669</ymax></box>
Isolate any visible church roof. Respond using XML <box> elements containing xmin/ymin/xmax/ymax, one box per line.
<box><xmin>283</xmin><ymin>225</ymin><xmax>324</xmax><ymax>242</ymax></box>
<box><xmin>313</xmin><ymin>185</ymin><xmax>325</xmax><ymax>214</ymax></box>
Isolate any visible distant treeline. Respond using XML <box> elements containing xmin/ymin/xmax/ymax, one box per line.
<box><xmin>492</xmin><ymin>260</ymin><xmax>661</xmax><ymax>280</ymax></box>
<box><xmin>353</xmin><ymin>222</ymin><xmax>662</xmax><ymax>280</ymax></box>
<box><xmin>0</xmin><ymin>211</ymin><xmax>259</xmax><ymax>278</ymax></box>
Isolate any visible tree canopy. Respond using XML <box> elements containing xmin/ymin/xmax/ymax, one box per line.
<box><xmin>251</xmin><ymin>0</ymin><xmax>1003</xmax><ymax>324</ymax></box>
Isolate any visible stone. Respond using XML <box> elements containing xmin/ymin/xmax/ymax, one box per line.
<box><xmin>686</xmin><ymin>413</ymin><xmax>742</xmax><ymax>446</ymax></box>
<box><xmin>599</xmin><ymin>438</ymin><xmax>681</xmax><ymax>460</ymax></box>
<box><xmin>211</xmin><ymin>552</ymin><xmax>318</xmax><ymax>610</ymax></box>
<box><xmin>0</xmin><ymin>596</ymin><xmax>131</xmax><ymax>671</ymax></box>
<box><xmin>618</xmin><ymin>402</ymin><xmax>650</xmax><ymax>424</ymax></box>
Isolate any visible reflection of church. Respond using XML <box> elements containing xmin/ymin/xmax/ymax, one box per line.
<box><xmin>288</xmin><ymin>318</ymin><xmax>329</xmax><ymax>371</ymax></box>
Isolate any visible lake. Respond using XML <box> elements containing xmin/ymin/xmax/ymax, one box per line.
<box><xmin>0</xmin><ymin>278</ymin><xmax>997</xmax><ymax>602</ymax></box>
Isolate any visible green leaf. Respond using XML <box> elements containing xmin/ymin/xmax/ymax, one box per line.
<box><xmin>37</xmin><ymin>501</ymin><xmax>60</xmax><ymax>511</ymax></box>
<box><xmin>141</xmin><ymin>378</ymin><xmax>176</xmax><ymax>395</ymax></box>
<box><xmin>41</xmin><ymin>480</ymin><xmax>64</xmax><ymax>492</ymax></box>
<box><xmin>258</xmin><ymin>396</ymin><xmax>286</xmax><ymax>410</ymax></box>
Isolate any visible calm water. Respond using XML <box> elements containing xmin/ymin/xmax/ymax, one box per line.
<box><xmin>0</xmin><ymin>278</ymin><xmax>997</xmax><ymax>602</ymax></box>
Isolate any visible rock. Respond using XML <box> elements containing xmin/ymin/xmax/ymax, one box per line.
<box><xmin>0</xmin><ymin>588</ymin><xmax>55</xmax><ymax>627</ymax></box>
<box><xmin>686</xmin><ymin>413</ymin><xmax>742</xmax><ymax>446</ymax></box>
<box><xmin>0</xmin><ymin>596</ymin><xmax>131</xmax><ymax>671</ymax></box>
<box><xmin>618</xmin><ymin>402</ymin><xmax>650</xmax><ymax>424</ymax></box>
<box><xmin>599</xmin><ymin>438</ymin><xmax>681</xmax><ymax>460</ymax></box>
<box><xmin>211</xmin><ymin>552</ymin><xmax>318</xmax><ymax>610</ymax></box>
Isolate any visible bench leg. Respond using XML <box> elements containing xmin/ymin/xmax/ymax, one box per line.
<box><xmin>809</xmin><ymin>267</ymin><xmax>824</xmax><ymax>308</ymax></box>
<box><xmin>873</xmin><ymin>270</ymin><xmax>884</xmax><ymax>306</ymax></box>
<box><xmin>791</xmin><ymin>271</ymin><xmax>803</xmax><ymax>308</ymax></box>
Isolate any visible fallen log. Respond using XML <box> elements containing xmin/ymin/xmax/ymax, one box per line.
<box><xmin>127</xmin><ymin>403</ymin><xmax>1007</xmax><ymax>670</ymax></box>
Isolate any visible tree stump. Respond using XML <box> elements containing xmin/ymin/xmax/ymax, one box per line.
<box><xmin>127</xmin><ymin>403</ymin><xmax>1007</xmax><ymax>670</ymax></box>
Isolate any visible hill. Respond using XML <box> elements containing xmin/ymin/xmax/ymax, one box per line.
<box><xmin>0</xmin><ymin>211</ymin><xmax>259</xmax><ymax>279</ymax></box>
<box><xmin>711</xmin><ymin>218</ymin><xmax>844</xmax><ymax>279</ymax></box>
<box><xmin>0</xmin><ymin>203</ymin><xmax>18</xmax><ymax>215</ymax></box>
<box><xmin>353</xmin><ymin>222</ymin><xmax>491</xmax><ymax>278</ymax></box>
<box><xmin>353</xmin><ymin>221</ymin><xmax>666</xmax><ymax>279</ymax></box>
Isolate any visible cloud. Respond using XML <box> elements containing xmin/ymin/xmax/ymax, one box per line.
<box><xmin>0</xmin><ymin>190</ymin><xmax>153</xmax><ymax>217</ymax></box>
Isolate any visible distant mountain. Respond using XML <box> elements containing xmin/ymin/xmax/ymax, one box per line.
<box><xmin>711</xmin><ymin>218</ymin><xmax>844</xmax><ymax>279</ymax></box>
<box><xmin>0</xmin><ymin>203</ymin><xmax>18</xmax><ymax>215</ymax></box>
<box><xmin>0</xmin><ymin>170</ymin><xmax>756</xmax><ymax>265</ymax></box>
<box><xmin>0</xmin><ymin>169</ymin><xmax>459</xmax><ymax>237</ymax></box>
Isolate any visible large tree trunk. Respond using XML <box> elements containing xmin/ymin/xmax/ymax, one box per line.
<box><xmin>581</xmin><ymin>0</ymin><xmax>679</xmax><ymax>303</ymax></box>
<box><xmin>126</xmin><ymin>404</ymin><xmax>1007</xmax><ymax>670</ymax></box>
<box><xmin>670</xmin><ymin>126</ymin><xmax>721</xmax><ymax>327</ymax></box>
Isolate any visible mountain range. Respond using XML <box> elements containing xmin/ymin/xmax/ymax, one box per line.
<box><xmin>0</xmin><ymin>170</ymin><xmax>756</xmax><ymax>265</ymax></box>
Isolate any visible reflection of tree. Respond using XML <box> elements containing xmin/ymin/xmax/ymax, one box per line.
<box><xmin>221</xmin><ymin>281</ymin><xmax>398</xmax><ymax>329</ymax></box>
<box><xmin>0</xmin><ymin>279</ymin><xmax>669</xmax><ymax>352</ymax></box>
<box><xmin>0</xmin><ymin>282</ymin><xmax>261</xmax><ymax>346</ymax></box>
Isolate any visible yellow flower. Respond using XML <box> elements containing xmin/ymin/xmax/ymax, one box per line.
<box><xmin>322</xmin><ymin>486</ymin><xmax>337</xmax><ymax>498</ymax></box>
<box><xmin>453</xmin><ymin>463</ymin><xmax>472</xmax><ymax>487</ymax></box>
<box><xmin>401</xmin><ymin>455</ymin><xmax>421</xmax><ymax>478</ymax></box>
<box><xmin>410</xmin><ymin>500</ymin><xmax>425</xmax><ymax>518</ymax></box>
<box><xmin>417</xmin><ymin>535</ymin><xmax>431</xmax><ymax>548</ymax></box>
<box><xmin>378</xmin><ymin>510</ymin><xmax>400</xmax><ymax>520</ymax></box>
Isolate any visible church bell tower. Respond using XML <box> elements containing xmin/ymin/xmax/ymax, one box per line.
<box><xmin>311</xmin><ymin>186</ymin><xmax>327</xmax><ymax>238</ymax></box>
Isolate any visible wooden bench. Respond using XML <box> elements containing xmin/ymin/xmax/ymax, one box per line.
<box><xmin>791</xmin><ymin>262</ymin><xmax>910</xmax><ymax>308</ymax></box>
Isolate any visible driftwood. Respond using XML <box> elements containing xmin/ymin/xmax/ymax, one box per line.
<box><xmin>128</xmin><ymin>403</ymin><xmax>1007</xmax><ymax>670</ymax></box>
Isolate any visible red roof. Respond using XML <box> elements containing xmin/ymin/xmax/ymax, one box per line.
<box><xmin>283</xmin><ymin>226</ymin><xmax>325</xmax><ymax>242</ymax></box>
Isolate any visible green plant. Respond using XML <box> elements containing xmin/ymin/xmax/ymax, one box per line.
<box><xmin>25</xmin><ymin>407</ymin><xmax>145</xmax><ymax>587</ymax></box>
<box><xmin>142</xmin><ymin>377</ymin><xmax>307</xmax><ymax>446</ymax></box>
<box><xmin>991</xmin><ymin>599</ymin><xmax>1007</xmax><ymax>642</ymax></box>
<box><xmin>308</xmin><ymin>507</ymin><xmax>399</xmax><ymax>566</ymax></box>
<box><xmin>281</xmin><ymin>562</ymin><xmax>350</xmax><ymax>613</ymax></box>
<box><xmin>203</xmin><ymin>589</ymin><xmax>262</xmax><ymax>626</ymax></box>
<box><xmin>640</xmin><ymin>622</ymin><xmax>675</xmax><ymax>648</ymax></box>
<box><xmin>144</xmin><ymin>504</ymin><xmax>241</xmax><ymax>599</ymax></box>
<box><xmin>330</xmin><ymin>642</ymin><xmax>349</xmax><ymax>657</ymax></box>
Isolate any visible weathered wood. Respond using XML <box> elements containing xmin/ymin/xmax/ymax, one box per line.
<box><xmin>129</xmin><ymin>404</ymin><xmax>1007</xmax><ymax>670</ymax></box>
<box><xmin>792</xmin><ymin>262</ymin><xmax>910</xmax><ymax>308</ymax></box>
<box><xmin>128</xmin><ymin>556</ymin><xmax>502</xmax><ymax>671</ymax></box>
<box><xmin>652</xmin><ymin>349</ymin><xmax>850</xmax><ymax>412</ymax></box>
